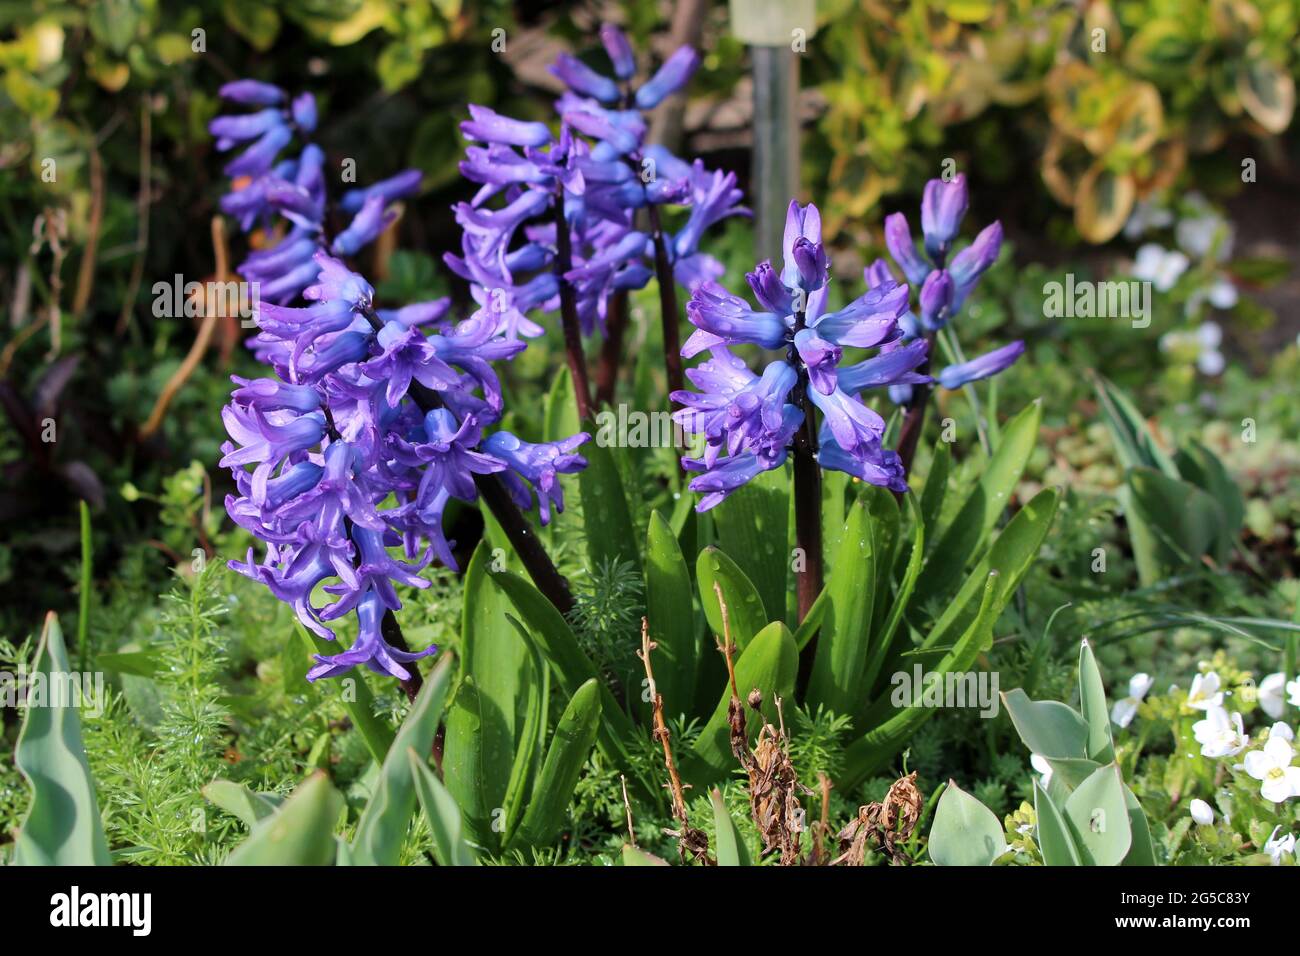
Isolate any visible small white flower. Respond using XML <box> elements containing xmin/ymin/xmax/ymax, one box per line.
<box><xmin>1263</xmin><ymin>825</ymin><xmax>1295</xmax><ymax>865</ymax></box>
<box><xmin>1207</xmin><ymin>277</ymin><xmax>1237</xmax><ymax>310</ymax></box>
<box><xmin>1260</xmin><ymin>673</ymin><xmax>1287</xmax><ymax>720</ymax></box>
<box><xmin>1192</xmin><ymin>706</ymin><xmax>1248</xmax><ymax>758</ymax></box>
<box><xmin>1132</xmin><ymin>243</ymin><xmax>1190</xmax><ymax>292</ymax></box>
<box><xmin>1243</xmin><ymin>736</ymin><xmax>1300</xmax><ymax>803</ymax></box>
<box><xmin>1188</xmin><ymin>798</ymin><xmax>1214</xmax><ymax>825</ymax></box>
<box><xmin>1187</xmin><ymin>671</ymin><xmax>1224</xmax><ymax>711</ymax></box>
<box><xmin>1111</xmin><ymin>672</ymin><xmax>1154</xmax><ymax>728</ymax></box>
<box><xmin>1288</xmin><ymin>676</ymin><xmax>1300</xmax><ymax>708</ymax></box>
<box><xmin>1196</xmin><ymin>349</ymin><xmax>1225</xmax><ymax>377</ymax></box>
<box><xmin>1269</xmin><ymin>722</ymin><xmax>1295</xmax><ymax>743</ymax></box>
<box><xmin>1030</xmin><ymin>753</ymin><xmax>1053</xmax><ymax>787</ymax></box>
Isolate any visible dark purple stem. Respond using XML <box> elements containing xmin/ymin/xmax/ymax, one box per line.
<box><xmin>553</xmin><ymin>193</ymin><xmax>594</xmax><ymax>421</ymax></box>
<box><xmin>645</xmin><ymin>204</ymin><xmax>685</xmax><ymax>401</ymax></box>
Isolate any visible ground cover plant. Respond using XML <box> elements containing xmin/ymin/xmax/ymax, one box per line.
<box><xmin>2</xmin><ymin>1</ymin><xmax>1299</xmax><ymax>870</ymax></box>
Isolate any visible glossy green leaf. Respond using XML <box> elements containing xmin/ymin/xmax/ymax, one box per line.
<box><xmin>409</xmin><ymin>750</ymin><xmax>478</xmax><ymax>866</ymax></box>
<box><xmin>1077</xmin><ymin>639</ymin><xmax>1115</xmax><ymax>764</ymax></box>
<box><xmin>918</xmin><ymin>439</ymin><xmax>951</xmax><ymax>554</ymax></box>
<box><xmin>578</xmin><ymin>437</ymin><xmax>641</xmax><ymax>572</ymax></box>
<box><xmin>352</xmin><ymin>653</ymin><xmax>455</xmax><ymax>865</ymax></box>
<box><xmin>713</xmin><ymin>466</ymin><xmax>789</xmax><ymax>622</ymax></box>
<box><xmin>685</xmin><ymin>621</ymin><xmax>798</xmax><ymax>785</ymax></box>
<box><xmin>1092</xmin><ymin>373</ymin><xmax>1177</xmax><ymax>476</ymax></box>
<box><xmin>918</xmin><ymin>487</ymin><xmax>1059</xmax><ymax>657</ymax></box>
<box><xmin>1034</xmin><ymin>779</ymin><xmax>1081</xmax><ymax>866</ymax></box>
<box><xmin>911</xmin><ymin>399</ymin><xmax>1041</xmax><ymax>611</ymax></box>
<box><xmin>841</xmin><ymin>565</ymin><xmax>1003</xmax><ymax>787</ymax></box>
<box><xmin>792</xmin><ymin>584</ymin><xmax>829</xmax><ymax>651</ymax></box>
<box><xmin>12</xmin><ymin>613</ymin><xmax>112</xmax><ymax>866</ymax></box>
<box><xmin>928</xmin><ymin>780</ymin><xmax>1006</xmax><ymax>866</ymax></box>
<box><xmin>203</xmin><ymin>779</ymin><xmax>282</xmax><ymax>828</ymax></box>
<box><xmin>710</xmin><ymin>788</ymin><xmax>752</xmax><ymax>866</ymax></box>
<box><xmin>489</xmin><ymin>570</ymin><xmax>635</xmax><ymax>764</ymax></box>
<box><xmin>698</xmin><ymin>546</ymin><xmax>768</xmax><ymax>653</ymax></box>
<box><xmin>645</xmin><ymin>510</ymin><xmax>698</xmax><ymax>717</ymax></box>
<box><xmin>225</xmin><ymin>772</ymin><xmax>342</xmax><ymax>866</ymax></box>
<box><xmin>443</xmin><ymin>544</ymin><xmax>531</xmax><ymax>850</ymax></box>
<box><xmin>1063</xmin><ymin>764</ymin><xmax>1132</xmax><ymax>866</ymax></box>
<box><xmin>510</xmin><ymin>679</ymin><xmax>603</xmax><ymax>849</ymax></box>
<box><xmin>500</xmin><ymin>626</ymin><xmax>546</xmax><ymax>841</ymax></box>
<box><xmin>863</xmin><ymin>493</ymin><xmax>925</xmax><ymax>693</ymax></box>
<box><xmin>807</xmin><ymin>499</ymin><xmax>877</xmax><ymax>716</ymax></box>
<box><xmin>1122</xmin><ymin>784</ymin><xmax>1157</xmax><ymax>866</ymax></box>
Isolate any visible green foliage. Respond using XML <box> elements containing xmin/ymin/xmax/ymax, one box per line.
<box><xmin>811</xmin><ymin>0</ymin><xmax>1299</xmax><ymax>243</ymax></box>
<box><xmin>930</xmin><ymin>639</ymin><xmax>1157</xmax><ymax>866</ymax></box>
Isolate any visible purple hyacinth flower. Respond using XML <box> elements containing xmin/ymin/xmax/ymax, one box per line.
<box><xmin>307</xmin><ymin>589</ymin><xmax>437</xmax><ymax>682</ymax></box>
<box><xmin>682</xmin><ymin>282</ymin><xmax>787</xmax><ymax>357</ymax></box>
<box><xmin>600</xmin><ymin>24</ymin><xmax>636</xmax><ymax>80</ymax></box>
<box><xmin>683</xmin><ymin>446</ymin><xmax>789</xmax><ymax>512</ymax></box>
<box><xmin>339</xmin><ymin>169</ymin><xmax>423</xmax><ymax>214</ymax></box>
<box><xmin>817</xmin><ymin>427</ymin><xmax>907</xmax><ymax>492</ymax></box>
<box><xmin>551</xmin><ymin>53</ymin><xmax>620</xmax><ymax>104</ymax></box>
<box><xmin>331</xmin><ymin>194</ymin><xmax>397</xmax><ymax>257</ymax></box>
<box><xmin>461</xmin><ymin>105</ymin><xmax>553</xmax><ymax>148</ymax></box>
<box><xmin>291</xmin><ymin>93</ymin><xmax>318</xmax><ymax>133</ymax></box>
<box><xmin>810</xmin><ymin>281</ymin><xmax>909</xmax><ymax>348</ymax></box>
<box><xmin>937</xmin><ymin>341</ymin><xmax>1025</xmax><ymax>389</ymax></box>
<box><xmin>793</xmin><ymin>328</ymin><xmax>841</xmax><ymax>395</ymax></box>
<box><xmin>918</xmin><ymin>269</ymin><xmax>954</xmax><ymax>331</ymax></box>
<box><xmin>920</xmin><ymin>174</ymin><xmax>968</xmax><ymax>261</ymax></box>
<box><xmin>635</xmin><ymin>47</ymin><xmax>701</xmax><ymax>110</ymax></box>
<box><xmin>948</xmin><ymin>221</ymin><xmax>1003</xmax><ymax>310</ymax></box>
<box><xmin>837</xmin><ymin>339</ymin><xmax>931</xmax><ymax>394</ymax></box>
<box><xmin>482</xmin><ymin>431</ymin><xmax>591</xmax><ymax>525</ymax></box>
<box><xmin>674</xmin><ymin>198</ymin><xmax>925</xmax><ymax>506</ymax></box>
<box><xmin>219</xmin><ymin>79</ymin><xmax>286</xmax><ymax>105</ymax></box>
<box><xmin>883</xmin><ymin>213</ymin><xmax>931</xmax><ymax>287</ymax></box>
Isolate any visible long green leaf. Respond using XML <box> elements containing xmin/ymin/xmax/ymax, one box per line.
<box><xmin>225</xmin><ymin>772</ymin><xmax>343</xmax><ymax>866</ymax></box>
<box><xmin>443</xmin><ymin>543</ymin><xmax>531</xmax><ymax>851</ymax></box>
<box><xmin>645</xmin><ymin>510</ymin><xmax>698</xmax><ymax>718</ymax></box>
<box><xmin>510</xmin><ymin>679</ymin><xmax>603</xmax><ymax>849</ymax></box>
<box><xmin>713</xmin><ymin>466</ymin><xmax>789</xmax><ymax>622</ymax></box>
<box><xmin>489</xmin><ymin>570</ymin><xmax>635</xmax><ymax>763</ymax></box>
<box><xmin>807</xmin><ymin>498</ymin><xmax>877</xmax><ymax>716</ymax></box>
<box><xmin>12</xmin><ymin>613</ymin><xmax>112</xmax><ymax>866</ymax></box>
<box><xmin>710</xmin><ymin>788</ymin><xmax>752</xmax><ymax>866</ymax></box>
<box><xmin>409</xmin><ymin>750</ymin><xmax>478</xmax><ymax>866</ymax></box>
<box><xmin>578</xmin><ymin>437</ymin><xmax>641</xmax><ymax>572</ymax></box>
<box><xmin>352</xmin><ymin>653</ymin><xmax>455</xmax><ymax>865</ymax></box>
<box><xmin>862</xmin><ymin>493</ymin><xmax>925</xmax><ymax>692</ymax></box>
<box><xmin>911</xmin><ymin>399</ymin><xmax>1041</xmax><ymax>612</ymax></box>
<box><xmin>1034</xmin><ymin>779</ymin><xmax>1081</xmax><ymax>866</ymax></box>
<box><xmin>203</xmin><ymin>780</ymin><xmax>283</xmax><ymax>828</ymax></box>
<box><xmin>840</xmin><ymin>565</ymin><xmax>1004</xmax><ymax>787</ymax></box>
